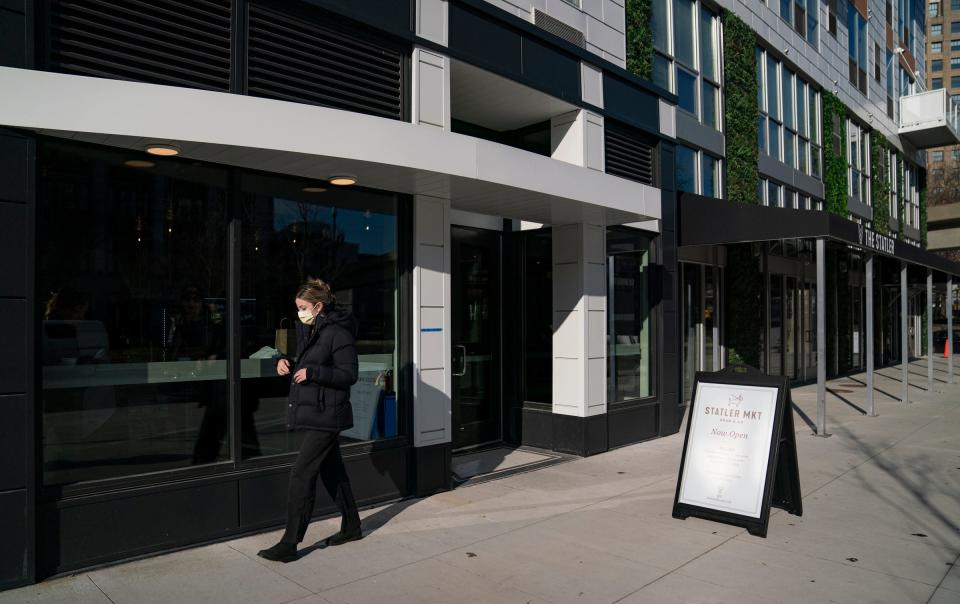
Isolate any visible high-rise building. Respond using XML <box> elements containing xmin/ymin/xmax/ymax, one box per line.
<box><xmin>925</xmin><ymin>0</ymin><xmax>960</xmax><ymax>261</ymax></box>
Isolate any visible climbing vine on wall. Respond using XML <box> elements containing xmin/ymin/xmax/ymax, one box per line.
<box><xmin>897</xmin><ymin>152</ymin><xmax>906</xmax><ymax>240</ymax></box>
<box><xmin>822</xmin><ymin>92</ymin><xmax>849</xmax><ymax>217</ymax></box>
<box><xmin>870</xmin><ymin>133</ymin><xmax>891</xmax><ymax>234</ymax></box>
<box><xmin>625</xmin><ymin>0</ymin><xmax>653</xmax><ymax>81</ymax></box>
<box><xmin>722</xmin><ymin>10</ymin><xmax>758</xmax><ymax>205</ymax></box>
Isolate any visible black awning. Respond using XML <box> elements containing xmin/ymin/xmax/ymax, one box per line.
<box><xmin>678</xmin><ymin>193</ymin><xmax>960</xmax><ymax>277</ymax></box>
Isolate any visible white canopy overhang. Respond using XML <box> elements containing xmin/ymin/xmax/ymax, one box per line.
<box><xmin>0</xmin><ymin>67</ymin><xmax>662</xmax><ymax>228</ymax></box>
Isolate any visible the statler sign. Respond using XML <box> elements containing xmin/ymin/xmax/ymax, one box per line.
<box><xmin>673</xmin><ymin>366</ymin><xmax>802</xmax><ymax>537</ymax></box>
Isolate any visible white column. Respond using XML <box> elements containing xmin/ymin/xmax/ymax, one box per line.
<box><xmin>415</xmin><ymin>0</ymin><xmax>448</xmax><ymax>46</ymax></box>
<box><xmin>413</xmin><ymin>195</ymin><xmax>452</xmax><ymax>447</ymax></box>
<box><xmin>866</xmin><ymin>254</ymin><xmax>875</xmax><ymax>416</ymax></box>
<box><xmin>553</xmin><ymin>222</ymin><xmax>607</xmax><ymax>418</ymax></box>
<box><xmin>411</xmin><ymin>46</ymin><xmax>450</xmax><ymax>131</ymax></box>
<box><xmin>550</xmin><ymin>109</ymin><xmax>604</xmax><ymax>171</ymax></box>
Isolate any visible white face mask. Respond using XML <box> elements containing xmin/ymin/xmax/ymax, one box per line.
<box><xmin>298</xmin><ymin>304</ymin><xmax>319</xmax><ymax>325</ymax></box>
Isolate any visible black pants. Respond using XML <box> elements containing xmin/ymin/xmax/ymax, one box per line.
<box><xmin>281</xmin><ymin>430</ymin><xmax>361</xmax><ymax>545</ymax></box>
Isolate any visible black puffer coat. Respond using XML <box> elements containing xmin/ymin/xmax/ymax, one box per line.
<box><xmin>285</xmin><ymin>308</ymin><xmax>359</xmax><ymax>432</ymax></box>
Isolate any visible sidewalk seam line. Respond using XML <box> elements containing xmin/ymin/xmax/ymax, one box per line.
<box><xmin>224</xmin><ymin>543</ymin><xmax>318</xmax><ymax>596</ymax></box>
<box><xmin>87</xmin><ymin>575</ymin><xmax>116</xmax><ymax>604</ymax></box>
<box><xmin>926</xmin><ymin>551</ymin><xmax>960</xmax><ymax>604</ymax></box>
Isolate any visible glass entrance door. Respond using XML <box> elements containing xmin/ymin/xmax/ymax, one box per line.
<box><xmin>451</xmin><ymin>226</ymin><xmax>501</xmax><ymax>449</ymax></box>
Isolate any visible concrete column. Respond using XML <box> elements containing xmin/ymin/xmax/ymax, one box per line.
<box><xmin>928</xmin><ymin>270</ymin><xmax>934</xmax><ymax>392</ymax></box>
<box><xmin>553</xmin><ymin>222</ymin><xmax>607</xmax><ymax>418</ymax></box>
<box><xmin>411</xmin><ymin>47</ymin><xmax>450</xmax><ymax>131</ymax></box>
<box><xmin>816</xmin><ymin>238</ymin><xmax>828</xmax><ymax>436</ymax></box>
<box><xmin>950</xmin><ymin>276</ymin><xmax>955</xmax><ymax>384</ymax></box>
<box><xmin>413</xmin><ymin>195</ymin><xmax>451</xmax><ymax>447</ymax></box>
<box><xmin>415</xmin><ymin>0</ymin><xmax>448</xmax><ymax>46</ymax></box>
<box><xmin>901</xmin><ymin>262</ymin><xmax>909</xmax><ymax>404</ymax></box>
<box><xmin>550</xmin><ymin>109</ymin><xmax>604</xmax><ymax>171</ymax></box>
<box><xmin>866</xmin><ymin>254</ymin><xmax>876</xmax><ymax>416</ymax></box>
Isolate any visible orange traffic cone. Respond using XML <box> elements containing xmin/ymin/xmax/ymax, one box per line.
<box><xmin>945</xmin><ymin>338</ymin><xmax>951</xmax><ymax>358</ymax></box>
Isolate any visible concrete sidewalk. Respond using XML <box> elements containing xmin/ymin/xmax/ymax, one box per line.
<box><xmin>5</xmin><ymin>357</ymin><xmax>960</xmax><ymax>604</ymax></box>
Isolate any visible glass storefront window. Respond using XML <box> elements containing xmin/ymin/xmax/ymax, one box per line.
<box><xmin>239</xmin><ymin>173</ymin><xmax>399</xmax><ymax>456</ymax></box>
<box><xmin>607</xmin><ymin>229</ymin><xmax>653</xmax><ymax>402</ymax></box>
<box><xmin>522</xmin><ymin>229</ymin><xmax>553</xmax><ymax>403</ymax></box>
<box><xmin>38</xmin><ymin>141</ymin><xmax>405</xmax><ymax>485</ymax></box>
<box><xmin>39</xmin><ymin>142</ymin><xmax>230</xmax><ymax>485</ymax></box>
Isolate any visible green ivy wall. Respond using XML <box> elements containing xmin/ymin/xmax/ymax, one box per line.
<box><xmin>722</xmin><ymin>11</ymin><xmax>758</xmax><ymax>205</ymax></box>
<box><xmin>822</xmin><ymin>92</ymin><xmax>848</xmax><ymax>217</ymax></box>
<box><xmin>625</xmin><ymin>0</ymin><xmax>653</xmax><ymax>80</ymax></box>
<box><xmin>870</xmin><ymin>133</ymin><xmax>891</xmax><ymax>234</ymax></box>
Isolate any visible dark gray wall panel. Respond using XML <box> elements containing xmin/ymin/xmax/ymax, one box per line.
<box><xmin>0</xmin><ymin>1</ymin><xmax>25</xmax><ymax>13</ymax></box>
<box><xmin>41</xmin><ymin>481</ymin><xmax>240</xmax><ymax>575</ymax></box>
<box><xmin>238</xmin><ymin>448</ymin><xmax>407</xmax><ymax>528</ymax></box>
<box><xmin>520</xmin><ymin>36</ymin><xmax>579</xmax><ymax>103</ymax></box>
<box><xmin>0</xmin><ymin>8</ymin><xmax>26</xmax><ymax>68</ymax></box>
<box><xmin>0</xmin><ymin>395</ymin><xmax>26</xmax><ymax>491</ymax></box>
<box><xmin>608</xmin><ymin>402</ymin><xmax>658</xmax><ymax>449</ymax></box>
<box><xmin>0</xmin><ymin>490</ymin><xmax>27</xmax><ymax>589</ymax></box>
<box><xmin>0</xmin><ymin>134</ymin><xmax>31</xmax><ymax>203</ymax></box>
<box><xmin>450</xmin><ymin>3</ymin><xmax>522</xmax><ymax>77</ymax></box>
<box><xmin>0</xmin><ymin>300</ymin><xmax>26</xmax><ymax>394</ymax></box>
<box><xmin>604</xmin><ymin>75</ymin><xmax>659</xmax><ymax>135</ymax></box>
<box><xmin>302</xmin><ymin>0</ymin><xmax>412</xmax><ymax>36</ymax></box>
<box><xmin>0</xmin><ymin>203</ymin><xmax>26</xmax><ymax>297</ymax></box>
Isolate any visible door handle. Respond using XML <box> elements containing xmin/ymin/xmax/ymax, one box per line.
<box><xmin>453</xmin><ymin>345</ymin><xmax>467</xmax><ymax>376</ymax></box>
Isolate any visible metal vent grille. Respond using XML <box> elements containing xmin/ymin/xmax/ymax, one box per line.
<box><xmin>532</xmin><ymin>9</ymin><xmax>585</xmax><ymax>48</ymax></box>
<box><xmin>247</xmin><ymin>4</ymin><xmax>404</xmax><ymax>120</ymax></box>
<box><xmin>49</xmin><ymin>0</ymin><xmax>232</xmax><ymax>91</ymax></box>
<box><xmin>605</xmin><ymin>121</ymin><xmax>657</xmax><ymax>186</ymax></box>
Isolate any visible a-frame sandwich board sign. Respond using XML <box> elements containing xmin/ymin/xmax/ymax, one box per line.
<box><xmin>672</xmin><ymin>365</ymin><xmax>802</xmax><ymax>537</ymax></box>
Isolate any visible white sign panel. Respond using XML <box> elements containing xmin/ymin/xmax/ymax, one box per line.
<box><xmin>678</xmin><ymin>382</ymin><xmax>779</xmax><ymax>519</ymax></box>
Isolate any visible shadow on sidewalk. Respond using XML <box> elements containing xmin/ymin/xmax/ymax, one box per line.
<box><xmin>297</xmin><ymin>497</ymin><xmax>422</xmax><ymax>558</ymax></box>
<box><xmin>831</xmin><ymin>423</ymin><xmax>959</xmax><ymax>556</ymax></box>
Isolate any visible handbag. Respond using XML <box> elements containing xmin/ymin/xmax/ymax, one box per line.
<box><xmin>274</xmin><ymin>318</ymin><xmax>297</xmax><ymax>356</ymax></box>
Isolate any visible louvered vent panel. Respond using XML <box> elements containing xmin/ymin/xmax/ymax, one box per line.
<box><xmin>49</xmin><ymin>0</ymin><xmax>232</xmax><ymax>91</ymax></box>
<box><xmin>605</xmin><ymin>121</ymin><xmax>657</xmax><ymax>186</ymax></box>
<box><xmin>533</xmin><ymin>9</ymin><xmax>585</xmax><ymax>48</ymax></box>
<box><xmin>247</xmin><ymin>4</ymin><xmax>404</xmax><ymax>120</ymax></box>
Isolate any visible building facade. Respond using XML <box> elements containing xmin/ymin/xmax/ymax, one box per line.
<box><xmin>2</xmin><ymin>0</ymin><xmax>959</xmax><ymax>592</ymax></box>
<box><xmin>648</xmin><ymin>0</ymin><xmax>960</xmax><ymax>398</ymax></box>
<box><xmin>925</xmin><ymin>0</ymin><xmax>960</xmax><ymax>261</ymax></box>
<box><xmin>0</xmin><ymin>0</ymin><xmax>683</xmax><ymax>589</ymax></box>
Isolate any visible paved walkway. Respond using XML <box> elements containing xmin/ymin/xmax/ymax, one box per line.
<box><xmin>5</xmin><ymin>357</ymin><xmax>960</xmax><ymax>604</ymax></box>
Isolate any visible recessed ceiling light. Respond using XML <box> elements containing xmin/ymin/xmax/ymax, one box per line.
<box><xmin>145</xmin><ymin>143</ymin><xmax>180</xmax><ymax>156</ymax></box>
<box><xmin>302</xmin><ymin>186</ymin><xmax>327</xmax><ymax>193</ymax></box>
<box><xmin>328</xmin><ymin>174</ymin><xmax>357</xmax><ymax>186</ymax></box>
<box><xmin>125</xmin><ymin>159</ymin><xmax>156</xmax><ymax>168</ymax></box>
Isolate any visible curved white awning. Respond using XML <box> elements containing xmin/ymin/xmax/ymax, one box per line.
<box><xmin>0</xmin><ymin>67</ymin><xmax>661</xmax><ymax>227</ymax></box>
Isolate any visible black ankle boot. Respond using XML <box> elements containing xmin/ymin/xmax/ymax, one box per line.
<box><xmin>323</xmin><ymin>525</ymin><xmax>363</xmax><ymax>547</ymax></box>
<box><xmin>257</xmin><ymin>541</ymin><xmax>298</xmax><ymax>562</ymax></box>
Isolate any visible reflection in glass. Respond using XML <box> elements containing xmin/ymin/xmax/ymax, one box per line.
<box><xmin>677</xmin><ymin>68</ymin><xmax>697</xmax><ymax>114</ymax></box>
<box><xmin>39</xmin><ymin>142</ymin><xmax>230</xmax><ymax>485</ymax></box>
<box><xmin>239</xmin><ymin>173</ymin><xmax>398</xmax><ymax>457</ymax></box>
<box><xmin>607</xmin><ymin>232</ymin><xmax>652</xmax><ymax>402</ymax></box>
<box><xmin>674</xmin><ymin>0</ymin><xmax>695</xmax><ymax>67</ymax></box>
<box><xmin>652</xmin><ymin>0</ymin><xmax>670</xmax><ymax>53</ymax></box>
<box><xmin>677</xmin><ymin>145</ymin><xmax>697</xmax><ymax>193</ymax></box>
<box><xmin>522</xmin><ymin>230</ymin><xmax>553</xmax><ymax>403</ymax></box>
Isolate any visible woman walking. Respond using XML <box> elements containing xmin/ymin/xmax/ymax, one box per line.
<box><xmin>258</xmin><ymin>279</ymin><xmax>362</xmax><ymax>563</ymax></box>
